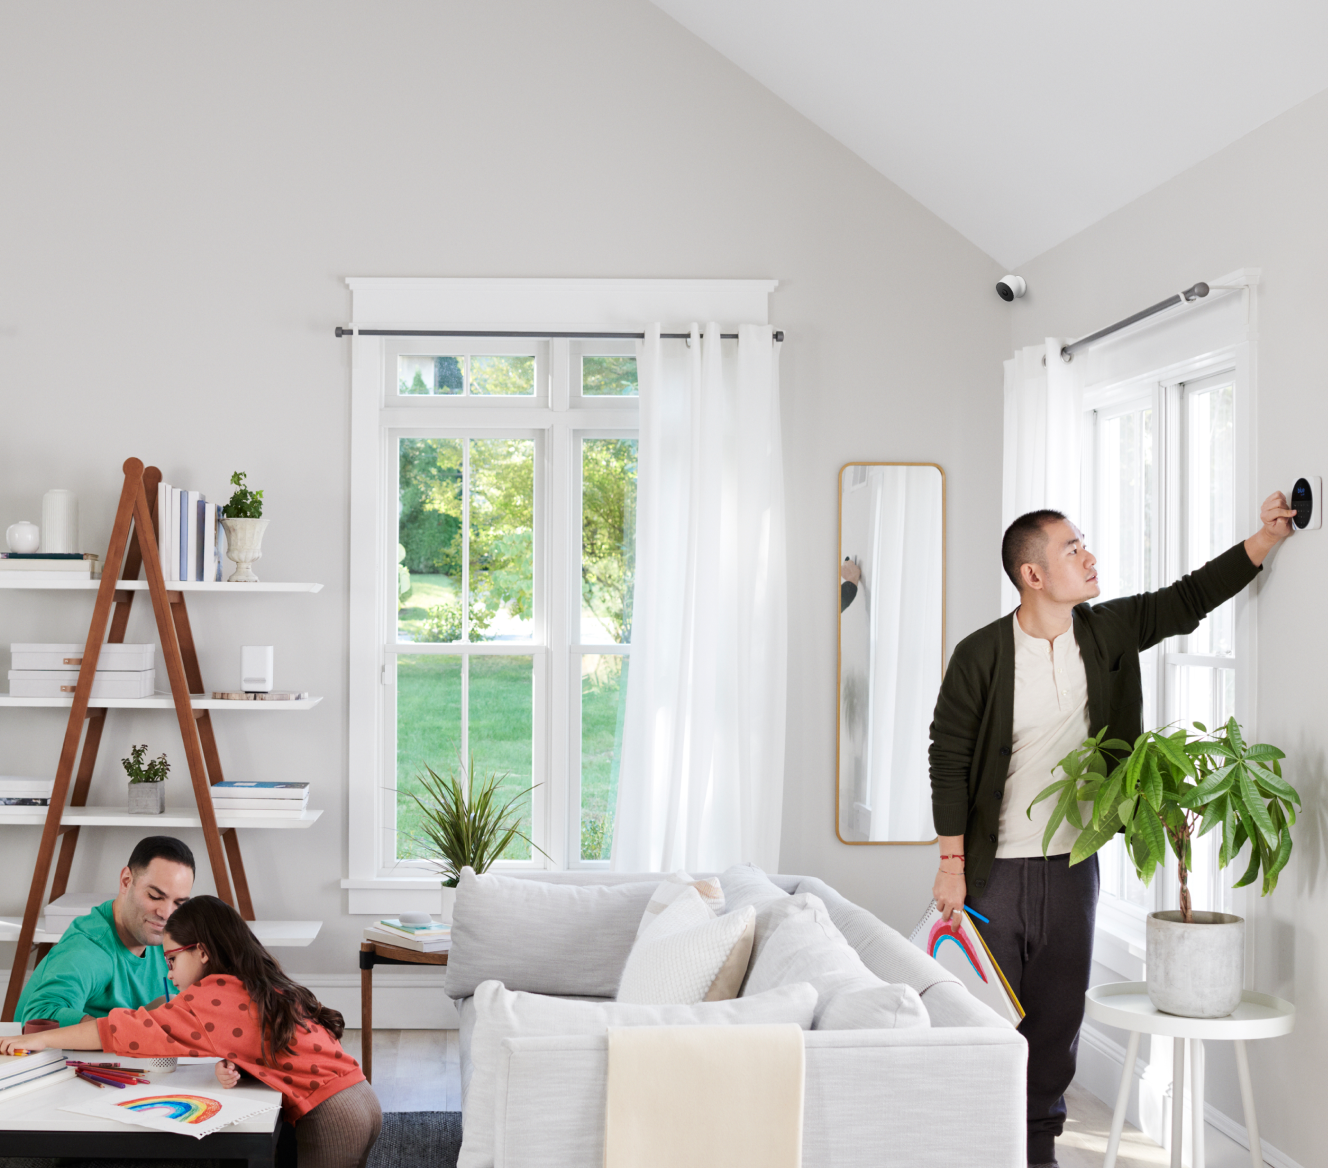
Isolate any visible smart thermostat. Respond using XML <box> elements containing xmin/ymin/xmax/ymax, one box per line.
<box><xmin>1291</xmin><ymin>476</ymin><xmax>1322</xmax><ymax>531</ymax></box>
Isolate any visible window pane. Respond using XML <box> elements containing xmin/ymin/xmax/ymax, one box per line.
<box><xmin>1097</xmin><ymin>407</ymin><xmax>1154</xmax><ymax>602</ymax></box>
<box><xmin>398</xmin><ymin>354</ymin><xmax>464</xmax><ymax>396</ymax></box>
<box><xmin>470</xmin><ymin>355</ymin><xmax>535</xmax><ymax>396</ymax></box>
<box><xmin>582</xmin><ymin>355</ymin><xmax>639</xmax><ymax>396</ymax></box>
<box><xmin>395</xmin><ymin>654</ymin><xmax>462</xmax><ymax>860</ymax></box>
<box><xmin>581</xmin><ymin>439</ymin><xmax>638</xmax><ymax>644</ymax></box>
<box><xmin>398</xmin><ymin>438</ymin><xmax>463</xmax><ymax>643</ymax></box>
<box><xmin>1172</xmin><ymin>663</ymin><xmax>1235</xmax><ymax>734</ymax></box>
<box><xmin>469</xmin><ymin>655</ymin><xmax>534</xmax><ymax>860</ymax></box>
<box><xmin>581</xmin><ymin>654</ymin><xmax>628</xmax><ymax>860</ymax></box>
<box><xmin>1187</xmin><ymin>384</ymin><xmax>1234</xmax><ymax>656</ymax></box>
<box><xmin>469</xmin><ymin>439</ymin><xmax>535</xmax><ymax>642</ymax></box>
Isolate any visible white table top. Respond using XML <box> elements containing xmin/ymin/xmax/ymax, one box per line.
<box><xmin>0</xmin><ymin>1027</ymin><xmax>280</xmax><ymax>1133</ymax></box>
<box><xmin>1085</xmin><ymin>981</ymin><xmax>1295</xmax><ymax>1040</ymax></box>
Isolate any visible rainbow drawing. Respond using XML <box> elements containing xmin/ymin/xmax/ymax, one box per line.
<box><xmin>926</xmin><ymin>917</ymin><xmax>989</xmax><ymax>983</ymax></box>
<box><xmin>117</xmin><ymin>1095</ymin><xmax>223</xmax><ymax>1124</ymax></box>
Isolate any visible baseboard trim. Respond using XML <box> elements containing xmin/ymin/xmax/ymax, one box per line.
<box><xmin>1077</xmin><ymin>1020</ymin><xmax>1303</xmax><ymax>1168</ymax></box>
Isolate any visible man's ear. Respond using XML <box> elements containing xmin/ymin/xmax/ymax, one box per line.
<box><xmin>1020</xmin><ymin>562</ymin><xmax>1044</xmax><ymax>592</ymax></box>
<box><xmin>118</xmin><ymin>866</ymin><xmax>134</xmax><ymax>895</ymax></box>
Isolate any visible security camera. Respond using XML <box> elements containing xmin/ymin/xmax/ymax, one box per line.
<box><xmin>996</xmin><ymin>275</ymin><xmax>1027</xmax><ymax>302</ymax></box>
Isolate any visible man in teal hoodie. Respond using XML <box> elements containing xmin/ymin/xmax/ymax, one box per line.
<box><xmin>17</xmin><ymin>836</ymin><xmax>195</xmax><ymax>1027</ymax></box>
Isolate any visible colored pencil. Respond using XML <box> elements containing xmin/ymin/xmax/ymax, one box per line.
<box><xmin>75</xmin><ymin>1071</ymin><xmax>106</xmax><ymax>1088</ymax></box>
<box><xmin>77</xmin><ymin>1069</ymin><xmax>128</xmax><ymax>1088</ymax></box>
<box><xmin>73</xmin><ymin>1067</ymin><xmax>150</xmax><ymax>1083</ymax></box>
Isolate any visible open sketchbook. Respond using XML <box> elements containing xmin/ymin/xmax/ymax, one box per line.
<box><xmin>909</xmin><ymin>901</ymin><xmax>1024</xmax><ymax>1026</ymax></box>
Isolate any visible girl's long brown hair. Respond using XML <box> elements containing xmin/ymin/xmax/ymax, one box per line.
<box><xmin>164</xmin><ymin>896</ymin><xmax>344</xmax><ymax>1061</ymax></box>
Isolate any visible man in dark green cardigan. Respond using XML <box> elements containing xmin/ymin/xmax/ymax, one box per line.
<box><xmin>928</xmin><ymin>494</ymin><xmax>1293</xmax><ymax>1168</ymax></box>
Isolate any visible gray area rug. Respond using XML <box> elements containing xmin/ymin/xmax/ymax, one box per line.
<box><xmin>0</xmin><ymin>1109</ymin><xmax>463</xmax><ymax>1168</ymax></box>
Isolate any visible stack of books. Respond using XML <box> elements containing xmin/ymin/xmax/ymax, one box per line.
<box><xmin>44</xmin><ymin>891</ymin><xmax>102</xmax><ymax>934</ymax></box>
<box><xmin>8</xmin><ymin>643</ymin><xmax>157</xmax><ymax>699</ymax></box>
<box><xmin>0</xmin><ymin>553</ymin><xmax>101</xmax><ymax>581</ymax></box>
<box><xmin>0</xmin><ymin>1047</ymin><xmax>72</xmax><ymax>1102</ymax></box>
<box><xmin>210</xmin><ymin>781</ymin><xmax>309</xmax><ymax>817</ymax></box>
<box><xmin>0</xmin><ymin>776</ymin><xmax>54</xmax><ymax>806</ymax></box>
<box><xmin>363</xmin><ymin>918</ymin><xmax>452</xmax><ymax>952</ymax></box>
<box><xmin>157</xmin><ymin>482</ymin><xmax>228</xmax><ymax>582</ymax></box>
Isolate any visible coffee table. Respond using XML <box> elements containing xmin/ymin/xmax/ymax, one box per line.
<box><xmin>0</xmin><ymin>1023</ymin><xmax>283</xmax><ymax>1167</ymax></box>
<box><xmin>359</xmin><ymin>939</ymin><xmax>448</xmax><ymax>1083</ymax></box>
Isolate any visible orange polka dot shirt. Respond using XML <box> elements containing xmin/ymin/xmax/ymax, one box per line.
<box><xmin>96</xmin><ymin>974</ymin><xmax>365</xmax><ymax>1121</ymax></box>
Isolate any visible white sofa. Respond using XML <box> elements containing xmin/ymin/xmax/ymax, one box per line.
<box><xmin>448</xmin><ymin>870</ymin><xmax>1028</xmax><ymax>1168</ymax></box>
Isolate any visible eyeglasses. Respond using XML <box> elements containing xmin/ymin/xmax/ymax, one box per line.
<box><xmin>163</xmin><ymin>943</ymin><xmax>196</xmax><ymax>970</ymax></box>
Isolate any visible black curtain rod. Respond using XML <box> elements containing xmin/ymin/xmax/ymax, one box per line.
<box><xmin>334</xmin><ymin>326</ymin><xmax>784</xmax><ymax>342</ymax></box>
<box><xmin>1059</xmin><ymin>283</ymin><xmax>1209</xmax><ymax>362</ymax></box>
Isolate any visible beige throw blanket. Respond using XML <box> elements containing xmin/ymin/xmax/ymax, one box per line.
<box><xmin>603</xmin><ymin>1023</ymin><xmax>804</xmax><ymax>1168</ymax></box>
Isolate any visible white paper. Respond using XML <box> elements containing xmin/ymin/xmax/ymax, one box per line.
<box><xmin>62</xmin><ymin>1078</ymin><xmax>279</xmax><ymax>1139</ymax></box>
<box><xmin>909</xmin><ymin>900</ymin><xmax>1024</xmax><ymax>1025</ymax></box>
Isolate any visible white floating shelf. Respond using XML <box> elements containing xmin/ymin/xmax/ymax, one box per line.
<box><xmin>0</xmin><ymin>806</ymin><xmax>322</xmax><ymax>829</ymax></box>
<box><xmin>0</xmin><ymin>578</ymin><xmax>322</xmax><ymax>592</ymax></box>
<box><xmin>0</xmin><ymin>694</ymin><xmax>323</xmax><ymax>710</ymax></box>
<box><xmin>0</xmin><ymin>916</ymin><xmax>322</xmax><ymax>948</ymax></box>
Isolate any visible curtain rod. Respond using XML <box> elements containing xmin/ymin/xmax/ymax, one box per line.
<box><xmin>334</xmin><ymin>327</ymin><xmax>784</xmax><ymax>342</ymax></box>
<box><xmin>1059</xmin><ymin>282</ymin><xmax>1209</xmax><ymax>362</ymax></box>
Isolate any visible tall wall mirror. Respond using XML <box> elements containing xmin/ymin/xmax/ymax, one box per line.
<box><xmin>837</xmin><ymin>463</ymin><xmax>944</xmax><ymax>843</ymax></box>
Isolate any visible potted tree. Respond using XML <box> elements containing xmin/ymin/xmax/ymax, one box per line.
<box><xmin>400</xmin><ymin>755</ymin><xmax>546</xmax><ymax>921</ymax></box>
<box><xmin>221</xmin><ymin>471</ymin><xmax>267</xmax><ymax>582</ymax></box>
<box><xmin>123</xmin><ymin>744</ymin><xmax>170</xmax><ymax>814</ymax></box>
<box><xmin>1031</xmin><ymin>716</ymin><xmax>1298</xmax><ymax>1018</ymax></box>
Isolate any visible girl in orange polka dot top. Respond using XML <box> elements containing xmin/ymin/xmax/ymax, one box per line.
<box><xmin>0</xmin><ymin>896</ymin><xmax>381</xmax><ymax>1168</ymax></box>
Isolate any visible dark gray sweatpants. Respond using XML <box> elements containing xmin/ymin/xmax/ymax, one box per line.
<box><xmin>967</xmin><ymin>854</ymin><xmax>1099</xmax><ymax>1166</ymax></box>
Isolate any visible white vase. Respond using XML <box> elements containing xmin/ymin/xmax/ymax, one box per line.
<box><xmin>221</xmin><ymin>517</ymin><xmax>269</xmax><ymax>583</ymax></box>
<box><xmin>438</xmin><ymin>887</ymin><xmax>457</xmax><ymax>924</ymax></box>
<box><xmin>5</xmin><ymin>520</ymin><xmax>40</xmax><ymax>553</ymax></box>
<box><xmin>128</xmin><ymin>782</ymin><xmax>166</xmax><ymax>815</ymax></box>
<box><xmin>41</xmin><ymin>489</ymin><xmax>78</xmax><ymax>554</ymax></box>
<box><xmin>1146</xmin><ymin>910</ymin><xmax>1245</xmax><ymax>1018</ymax></box>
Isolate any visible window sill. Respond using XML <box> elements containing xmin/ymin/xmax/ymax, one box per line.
<box><xmin>1094</xmin><ymin>897</ymin><xmax>1148</xmax><ymax>980</ymax></box>
<box><xmin>342</xmin><ymin>875</ymin><xmax>444</xmax><ymax>916</ymax></box>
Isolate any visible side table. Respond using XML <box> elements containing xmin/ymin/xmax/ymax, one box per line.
<box><xmin>358</xmin><ymin>940</ymin><xmax>448</xmax><ymax>1084</ymax></box>
<box><xmin>1084</xmin><ymin>981</ymin><xmax>1294</xmax><ymax>1168</ymax></box>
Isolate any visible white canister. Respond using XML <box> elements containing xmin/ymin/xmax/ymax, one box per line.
<box><xmin>41</xmin><ymin>490</ymin><xmax>78</xmax><ymax>554</ymax></box>
<box><xmin>5</xmin><ymin>521</ymin><xmax>40</xmax><ymax>553</ymax></box>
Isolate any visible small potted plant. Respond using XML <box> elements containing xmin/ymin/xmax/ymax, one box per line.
<box><xmin>1031</xmin><ymin>716</ymin><xmax>1298</xmax><ymax>1018</ymax></box>
<box><xmin>400</xmin><ymin>754</ymin><xmax>547</xmax><ymax>920</ymax></box>
<box><xmin>221</xmin><ymin>471</ymin><xmax>267</xmax><ymax>582</ymax></box>
<box><xmin>123</xmin><ymin>744</ymin><xmax>170</xmax><ymax>815</ymax></box>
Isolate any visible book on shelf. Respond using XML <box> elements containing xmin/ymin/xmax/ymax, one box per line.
<box><xmin>202</xmin><ymin>500</ymin><xmax>219</xmax><ymax>582</ymax></box>
<box><xmin>363</xmin><ymin>925</ymin><xmax>450</xmax><ymax>952</ymax></box>
<box><xmin>157</xmin><ymin>480</ymin><xmax>172</xmax><ymax>581</ymax></box>
<box><xmin>210</xmin><ymin>781</ymin><xmax>310</xmax><ymax>798</ymax></box>
<box><xmin>0</xmin><ymin>553</ymin><xmax>99</xmax><ymax>560</ymax></box>
<box><xmin>183</xmin><ymin>489</ymin><xmax>205</xmax><ymax>581</ymax></box>
<box><xmin>210</xmin><ymin>806</ymin><xmax>308</xmax><ymax>818</ymax></box>
<box><xmin>0</xmin><ymin>558</ymin><xmax>92</xmax><ymax>574</ymax></box>
<box><xmin>210</xmin><ymin>798</ymin><xmax>308</xmax><ymax>812</ymax></box>
<box><xmin>0</xmin><ymin>776</ymin><xmax>55</xmax><ymax>799</ymax></box>
<box><xmin>376</xmin><ymin>917</ymin><xmax>451</xmax><ymax>937</ymax></box>
<box><xmin>0</xmin><ymin>797</ymin><xmax>50</xmax><ymax>806</ymax></box>
<box><xmin>210</xmin><ymin>691</ymin><xmax>311</xmax><ymax>701</ymax></box>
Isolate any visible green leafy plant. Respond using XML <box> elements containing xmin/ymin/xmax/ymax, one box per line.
<box><xmin>418</xmin><ymin>597</ymin><xmax>494</xmax><ymax>643</ymax></box>
<box><xmin>223</xmin><ymin>471</ymin><xmax>263</xmax><ymax>519</ymax></box>
<box><xmin>402</xmin><ymin>755</ymin><xmax>548</xmax><ymax>886</ymax></box>
<box><xmin>1030</xmin><ymin>717</ymin><xmax>1298</xmax><ymax>922</ymax></box>
<box><xmin>122</xmin><ymin>744</ymin><xmax>170</xmax><ymax>784</ymax></box>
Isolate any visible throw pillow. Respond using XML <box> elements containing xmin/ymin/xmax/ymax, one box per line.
<box><xmin>444</xmin><ymin>868</ymin><xmax>659</xmax><ymax>999</ymax></box>
<box><xmin>617</xmin><ymin>887</ymin><xmax>755</xmax><ymax>1005</ymax></box>
<box><xmin>459</xmin><ymin>979</ymin><xmax>817</xmax><ymax>1168</ymax></box>
<box><xmin>743</xmin><ymin>893</ymin><xmax>930</xmax><ymax>1031</ymax></box>
<box><xmin>718</xmin><ymin>863</ymin><xmax>789</xmax><ymax>916</ymax></box>
<box><xmin>635</xmin><ymin>869</ymin><xmax>726</xmax><ymax>936</ymax></box>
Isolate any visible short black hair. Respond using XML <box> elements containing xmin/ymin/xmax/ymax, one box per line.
<box><xmin>128</xmin><ymin>836</ymin><xmax>196</xmax><ymax>875</ymax></box>
<box><xmin>1001</xmin><ymin>509</ymin><xmax>1068</xmax><ymax>591</ymax></box>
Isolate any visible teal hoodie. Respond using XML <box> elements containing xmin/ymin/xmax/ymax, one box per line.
<box><xmin>16</xmin><ymin>899</ymin><xmax>169</xmax><ymax>1026</ymax></box>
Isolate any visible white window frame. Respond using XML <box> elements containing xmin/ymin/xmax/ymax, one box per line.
<box><xmin>341</xmin><ymin>278</ymin><xmax>776</xmax><ymax>912</ymax></box>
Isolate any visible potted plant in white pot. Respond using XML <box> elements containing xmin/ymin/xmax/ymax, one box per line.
<box><xmin>221</xmin><ymin>470</ymin><xmax>267</xmax><ymax>582</ymax></box>
<box><xmin>1031</xmin><ymin>716</ymin><xmax>1299</xmax><ymax>1018</ymax></box>
<box><xmin>400</xmin><ymin>754</ymin><xmax>547</xmax><ymax>921</ymax></box>
<box><xmin>123</xmin><ymin>744</ymin><xmax>170</xmax><ymax>814</ymax></box>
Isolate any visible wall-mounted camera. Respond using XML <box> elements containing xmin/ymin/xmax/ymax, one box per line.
<box><xmin>1291</xmin><ymin>476</ymin><xmax>1322</xmax><ymax>531</ymax></box>
<box><xmin>996</xmin><ymin>275</ymin><xmax>1026</xmax><ymax>302</ymax></box>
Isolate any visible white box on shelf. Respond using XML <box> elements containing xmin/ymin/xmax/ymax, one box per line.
<box><xmin>8</xmin><ymin>669</ymin><xmax>157</xmax><ymax>698</ymax></box>
<box><xmin>11</xmin><ymin>643</ymin><xmax>156</xmax><ymax>671</ymax></box>
<box><xmin>241</xmin><ymin>645</ymin><xmax>274</xmax><ymax>693</ymax></box>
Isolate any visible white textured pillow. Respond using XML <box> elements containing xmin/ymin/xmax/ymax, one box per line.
<box><xmin>617</xmin><ymin>887</ymin><xmax>755</xmax><ymax>1005</ymax></box>
<box><xmin>636</xmin><ymin>869</ymin><xmax>726</xmax><ymax>936</ymax></box>
<box><xmin>459</xmin><ymin>979</ymin><xmax>817</xmax><ymax>1168</ymax></box>
<box><xmin>743</xmin><ymin>893</ymin><xmax>930</xmax><ymax>1032</ymax></box>
<box><xmin>719</xmin><ymin>863</ymin><xmax>789</xmax><ymax>915</ymax></box>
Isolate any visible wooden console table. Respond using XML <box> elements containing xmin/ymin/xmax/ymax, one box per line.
<box><xmin>358</xmin><ymin>940</ymin><xmax>449</xmax><ymax>1083</ymax></box>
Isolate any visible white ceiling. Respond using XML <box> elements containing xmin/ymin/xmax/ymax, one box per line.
<box><xmin>650</xmin><ymin>1</ymin><xmax>1328</xmax><ymax>268</ymax></box>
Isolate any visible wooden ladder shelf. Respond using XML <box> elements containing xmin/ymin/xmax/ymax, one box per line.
<box><xmin>3</xmin><ymin>458</ymin><xmax>256</xmax><ymax>1021</ymax></box>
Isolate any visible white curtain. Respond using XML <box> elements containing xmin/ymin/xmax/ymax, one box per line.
<box><xmin>611</xmin><ymin>323</ymin><xmax>787</xmax><ymax>873</ymax></box>
<box><xmin>1001</xmin><ymin>339</ymin><xmax>1081</xmax><ymax>611</ymax></box>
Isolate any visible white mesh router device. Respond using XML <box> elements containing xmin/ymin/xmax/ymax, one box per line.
<box><xmin>241</xmin><ymin>645</ymin><xmax>274</xmax><ymax>693</ymax></box>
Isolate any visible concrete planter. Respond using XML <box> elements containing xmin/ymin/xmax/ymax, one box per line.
<box><xmin>128</xmin><ymin>782</ymin><xmax>166</xmax><ymax>815</ymax></box>
<box><xmin>1146</xmin><ymin>910</ymin><xmax>1244</xmax><ymax>1018</ymax></box>
<box><xmin>221</xmin><ymin>517</ymin><xmax>269</xmax><ymax>583</ymax></box>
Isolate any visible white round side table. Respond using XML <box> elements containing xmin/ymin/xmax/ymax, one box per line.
<box><xmin>1084</xmin><ymin>982</ymin><xmax>1294</xmax><ymax>1168</ymax></box>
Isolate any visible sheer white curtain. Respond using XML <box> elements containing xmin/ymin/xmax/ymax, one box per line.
<box><xmin>611</xmin><ymin>323</ymin><xmax>786</xmax><ymax>873</ymax></box>
<box><xmin>1001</xmin><ymin>339</ymin><xmax>1081</xmax><ymax>611</ymax></box>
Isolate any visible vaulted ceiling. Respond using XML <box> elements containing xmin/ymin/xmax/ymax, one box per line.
<box><xmin>650</xmin><ymin>1</ymin><xmax>1328</xmax><ymax>268</ymax></box>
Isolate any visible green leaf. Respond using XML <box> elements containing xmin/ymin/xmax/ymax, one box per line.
<box><xmin>1041</xmin><ymin>784</ymin><xmax>1073</xmax><ymax>856</ymax></box>
<box><xmin>1232</xmin><ymin>840</ymin><xmax>1261</xmax><ymax>889</ymax></box>
<box><xmin>1219</xmin><ymin>797</ymin><xmax>1238</xmax><ymax>869</ymax></box>
<box><xmin>1137</xmin><ymin>805</ymin><xmax>1167</xmax><ymax>868</ymax></box>
<box><xmin>1253</xmin><ymin>767</ymin><xmax>1301</xmax><ymax>807</ymax></box>
<box><xmin>1100</xmin><ymin>738</ymin><xmax>1133</xmax><ymax>754</ymax></box>
<box><xmin>1141</xmin><ymin>753</ymin><xmax>1163</xmax><ymax>811</ymax></box>
<box><xmin>1192</xmin><ymin>721</ymin><xmax>1207</xmax><ymax>732</ymax></box>
<box><xmin>1225</xmin><ymin>716</ymin><xmax>1245</xmax><ymax>753</ymax></box>
<box><xmin>1117</xmin><ymin>797</ymin><xmax>1136</xmax><ymax>831</ymax></box>
<box><xmin>1238</xmin><ymin>771</ymin><xmax>1280</xmax><ymax>848</ymax></box>
<box><xmin>1093</xmin><ymin>774</ymin><xmax>1123</xmax><ymax>828</ymax></box>
<box><xmin>1027</xmin><ymin>777</ymin><xmax>1069</xmax><ymax>815</ymax></box>
<box><xmin>1263</xmin><ymin>829</ymin><xmax>1293</xmax><ymax>894</ymax></box>
<box><xmin>1070</xmin><ymin>811</ymin><xmax>1124</xmax><ymax>865</ymax></box>
<box><xmin>1124</xmin><ymin>745</ymin><xmax>1146</xmax><ymax>796</ymax></box>
<box><xmin>1153</xmin><ymin>733</ymin><xmax>1197</xmax><ymax>779</ymax></box>
<box><xmin>1244</xmin><ymin>744</ymin><xmax>1285</xmax><ymax>761</ymax></box>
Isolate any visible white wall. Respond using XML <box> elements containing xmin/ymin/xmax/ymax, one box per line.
<box><xmin>0</xmin><ymin>0</ymin><xmax>1008</xmax><ymax>1008</ymax></box>
<box><xmin>1014</xmin><ymin>88</ymin><xmax>1328</xmax><ymax>1168</ymax></box>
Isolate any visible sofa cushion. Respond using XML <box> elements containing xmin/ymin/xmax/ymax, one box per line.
<box><xmin>444</xmin><ymin>867</ymin><xmax>659</xmax><ymax>999</ymax></box>
<box><xmin>743</xmin><ymin>893</ymin><xmax>929</xmax><ymax>1031</ymax></box>
<box><xmin>618</xmin><ymin>887</ymin><xmax>755</xmax><ymax>1005</ymax></box>
<box><xmin>460</xmin><ymin>979</ymin><xmax>817</xmax><ymax>1168</ymax></box>
<box><xmin>636</xmin><ymin>869</ymin><xmax>726</xmax><ymax>936</ymax></box>
<box><xmin>718</xmin><ymin>863</ymin><xmax>789</xmax><ymax>915</ymax></box>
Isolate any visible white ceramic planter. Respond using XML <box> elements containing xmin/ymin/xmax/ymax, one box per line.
<box><xmin>438</xmin><ymin>886</ymin><xmax>457</xmax><ymax>924</ymax></box>
<box><xmin>128</xmin><ymin>782</ymin><xmax>166</xmax><ymax>815</ymax></box>
<box><xmin>1146</xmin><ymin>910</ymin><xmax>1245</xmax><ymax>1018</ymax></box>
<box><xmin>221</xmin><ymin>517</ymin><xmax>269</xmax><ymax>583</ymax></box>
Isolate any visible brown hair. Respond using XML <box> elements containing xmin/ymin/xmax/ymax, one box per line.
<box><xmin>1001</xmin><ymin>509</ymin><xmax>1067</xmax><ymax>591</ymax></box>
<box><xmin>164</xmin><ymin>896</ymin><xmax>343</xmax><ymax>1061</ymax></box>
